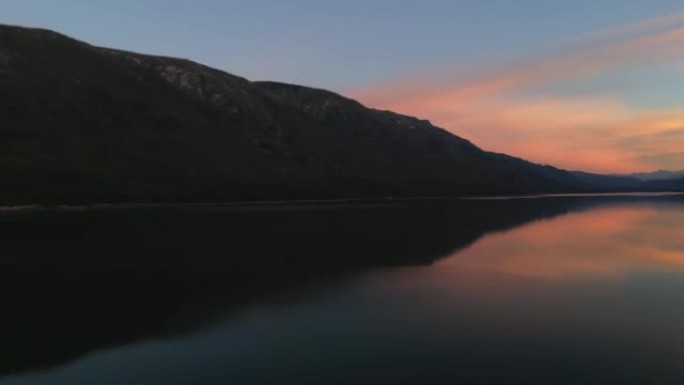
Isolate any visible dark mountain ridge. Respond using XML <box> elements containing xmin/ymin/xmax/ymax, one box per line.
<box><xmin>0</xmin><ymin>24</ymin><xmax>680</xmax><ymax>205</ymax></box>
<box><xmin>618</xmin><ymin>170</ymin><xmax>684</xmax><ymax>181</ymax></box>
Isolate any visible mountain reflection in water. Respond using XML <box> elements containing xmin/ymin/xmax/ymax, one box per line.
<box><xmin>2</xmin><ymin>194</ymin><xmax>684</xmax><ymax>384</ymax></box>
<box><xmin>438</xmin><ymin>201</ymin><xmax>684</xmax><ymax>279</ymax></box>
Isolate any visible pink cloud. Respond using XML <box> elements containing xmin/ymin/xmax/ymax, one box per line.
<box><xmin>348</xmin><ymin>14</ymin><xmax>684</xmax><ymax>173</ymax></box>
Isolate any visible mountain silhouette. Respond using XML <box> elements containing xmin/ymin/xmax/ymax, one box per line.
<box><xmin>1</xmin><ymin>24</ymin><xmax>678</xmax><ymax>205</ymax></box>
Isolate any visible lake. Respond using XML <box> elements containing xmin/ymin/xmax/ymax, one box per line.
<box><xmin>2</xmin><ymin>194</ymin><xmax>684</xmax><ymax>384</ymax></box>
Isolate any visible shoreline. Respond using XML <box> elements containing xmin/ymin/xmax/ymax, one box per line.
<box><xmin>1</xmin><ymin>191</ymin><xmax>683</xmax><ymax>213</ymax></box>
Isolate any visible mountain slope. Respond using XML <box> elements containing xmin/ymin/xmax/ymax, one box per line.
<box><xmin>620</xmin><ymin>170</ymin><xmax>684</xmax><ymax>181</ymax></box>
<box><xmin>253</xmin><ymin>82</ymin><xmax>664</xmax><ymax>193</ymax></box>
<box><xmin>0</xmin><ymin>25</ymin><xmax>679</xmax><ymax>205</ymax></box>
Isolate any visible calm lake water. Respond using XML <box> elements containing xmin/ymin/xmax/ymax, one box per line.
<box><xmin>2</xmin><ymin>194</ymin><xmax>684</xmax><ymax>384</ymax></box>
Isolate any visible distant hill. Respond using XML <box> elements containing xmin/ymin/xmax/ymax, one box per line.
<box><xmin>0</xmin><ymin>24</ymin><xmax>680</xmax><ymax>205</ymax></box>
<box><xmin>617</xmin><ymin>170</ymin><xmax>684</xmax><ymax>181</ymax></box>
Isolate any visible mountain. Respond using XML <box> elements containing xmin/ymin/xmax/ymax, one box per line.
<box><xmin>619</xmin><ymin>170</ymin><xmax>684</xmax><ymax>181</ymax></box>
<box><xmin>0</xmin><ymin>24</ymin><xmax>680</xmax><ymax>205</ymax></box>
<box><xmin>570</xmin><ymin>171</ymin><xmax>648</xmax><ymax>190</ymax></box>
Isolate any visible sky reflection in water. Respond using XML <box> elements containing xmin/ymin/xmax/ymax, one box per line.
<box><xmin>438</xmin><ymin>203</ymin><xmax>684</xmax><ymax>279</ymax></box>
<box><xmin>3</xmin><ymin>199</ymin><xmax>684</xmax><ymax>385</ymax></box>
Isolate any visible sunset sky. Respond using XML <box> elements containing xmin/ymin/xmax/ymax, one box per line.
<box><xmin>3</xmin><ymin>0</ymin><xmax>684</xmax><ymax>173</ymax></box>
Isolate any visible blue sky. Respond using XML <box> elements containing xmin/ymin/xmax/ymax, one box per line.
<box><xmin>2</xmin><ymin>0</ymin><xmax>683</xmax><ymax>90</ymax></box>
<box><xmin>3</xmin><ymin>0</ymin><xmax>684</xmax><ymax>172</ymax></box>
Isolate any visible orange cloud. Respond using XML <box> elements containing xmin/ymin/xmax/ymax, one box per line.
<box><xmin>349</xmin><ymin>14</ymin><xmax>684</xmax><ymax>173</ymax></box>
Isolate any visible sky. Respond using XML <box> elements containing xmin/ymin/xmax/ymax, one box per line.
<box><xmin>3</xmin><ymin>0</ymin><xmax>684</xmax><ymax>173</ymax></box>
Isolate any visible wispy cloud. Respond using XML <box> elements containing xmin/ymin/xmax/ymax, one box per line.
<box><xmin>574</xmin><ymin>10</ymin><xmax>684</xmax><ymax>44</ymax></box>
<box><xmin>349</xmin><ymin>12</ymin><xmax>684</xmax><ymax>173</ymax></box>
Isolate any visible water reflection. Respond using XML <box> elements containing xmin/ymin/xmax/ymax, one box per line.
<box><xmin>2</xmin><ymin>194</ymin><xmax>684</xmax><ymax>384</ymax></box>
<box><xmin>439</xmin><ymin>203</ymin><xmax>684</xmax><ymax>279</ymax></box>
